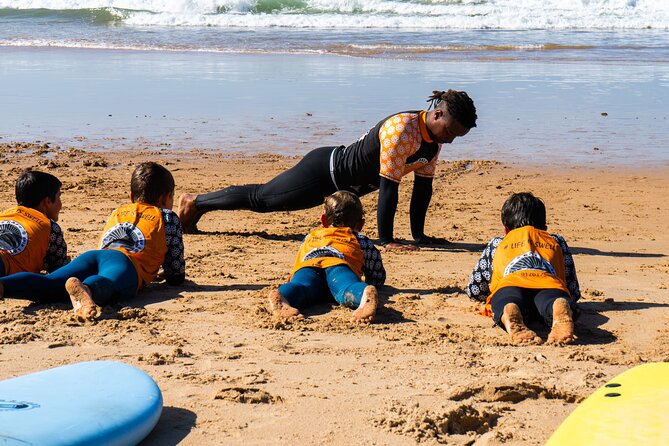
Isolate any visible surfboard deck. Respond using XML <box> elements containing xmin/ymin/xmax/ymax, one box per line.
<box><xmin>546</xmin><ymin>362</ymin><xmax>669</xmax><ymax>445</ymax></box>
<box><xmin>0</xmin><ymin>360</ymin><xmax>162</xmax><ymax>446</ymax></box>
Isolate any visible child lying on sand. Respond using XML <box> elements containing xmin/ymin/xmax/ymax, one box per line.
<box><xmin>0</xmin><ymin>170</ymin><xmax>68</xmax><ymax>276</ymax></box>
<box><xmin>465</xmin><ymin>192</ymin><xmax>580</xmax><ymax>345</ymax></box>
<box><xmin>0</xmin><ymin>162</ymin><xmax>185</xmax><ymax>321</ymax></box>
<box><xmin>268</xmin><ymin>191</ymin><xmax>385</xmax><ymax>323</ymax></box>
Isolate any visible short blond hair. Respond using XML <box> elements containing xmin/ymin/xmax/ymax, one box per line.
<box><xmin>323</xmin><ymin>191</ymin><xmax>364</xmax><ymax>229</ymax></box>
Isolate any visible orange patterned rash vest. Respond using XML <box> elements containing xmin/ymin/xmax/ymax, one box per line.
<box><xmin>100</xmin><ymin>203</ymin><xmax>167</xmax><ymax>289</ymax></box>
<box><xmin>486</xmin><ymin>226</ymin><xmax>570</xmax><ymax>313</ymax></box>
<box><xmin>379</xmin><ymin>111</ymin><xmax>440</xmax><ymax>182</ymax></box>
<box><xmin>290</xmin><ymin>227</ymin><xmax>365</xmax><ymax>279</ymax></box>
<box><xmin>0</xmin><ymin>206</ymin><xmax>52</xmax><ymax>274</ymax></box>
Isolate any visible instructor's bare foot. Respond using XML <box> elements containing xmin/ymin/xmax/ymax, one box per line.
<box><xmin>268</xmin><ymin>290</ymin><xmax>303</xmax><ymax>322</ymax></box>
<box><xmin>178</xmin><ymin>193</ymin><xmax>203</xmax><ymax>234</ymax></box>
<box><xmin>547</xmin><ymin>298</ymin><xmax>576</xmax><ymax>345</ymax></box>
<box><xmin>351</xmin><ymin>286</ymin><xmax>378</xmax><ymax>323</ymax></box>
<box><xmin>66</xmin><ymin>277</ymin><xmax>101</xmax><ymax>322</ymax></box>
<box><xmin>385</xmin><ymin>242</ymin><xmax>420</xmax><ymax>252</ymax></box>
<box><xmin>501</xmin><ymin>303</ymin><xmax>542</xmax><ymax>345</ymax></box>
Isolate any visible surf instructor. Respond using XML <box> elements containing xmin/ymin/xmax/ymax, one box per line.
<box><xmin>178</xmin><ymin>89</ymin><xmax>477</xmax><ymax>250</ymax></box>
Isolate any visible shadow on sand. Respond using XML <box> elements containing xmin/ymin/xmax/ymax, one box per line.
<box><xmin>191</xmin><ymin>229</ymin><xmax>305</xmax><ymax>242</ymax></box>
<box><xmin>139</xmin><ymin>406</ymin><xmax>197</xmax><ymax>446</ymax></box>
<box><xmin>570</xmin><ymin>247</ymin><xmax>666</xmax><ymax>258</ymax></box>
<box><xmin>566</xmin><ymin>300</ymin><xmax>669</xmax><ymax>345</ymax></box>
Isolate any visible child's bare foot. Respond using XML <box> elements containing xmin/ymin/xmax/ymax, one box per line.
<box><xmin>65</xmin><ymin>278</ymin><xmax>101</xmax><ymax>322</ymax></box>
<box><xmin>547</xmin><ymin>298</ymin><xmax>576</xmax><ymax>345</ymax></box>
<box><xmin>351</xmin><ymin>286</ymin><xmax>378</xmax><ymax>323</ymax></box>
<box><xmin>501</xmin><ymin>303</ymin><xmax>542</xmax><ymax>345</ymax></box>
<box><xmin>268</xmin><ymin>290</ymin><xmax>303</xmax><ymax>322</ymax></box>
<box><xmin>177</xmin><ymin>193</ymin><xmax>203</xmax><ymax>234</ymax></box>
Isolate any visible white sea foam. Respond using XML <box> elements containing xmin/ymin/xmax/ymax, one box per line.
<box><xmin>1</xmin><ymin>0</ymin><xmax>668</xmax><ymax>30</ymax></box>
<box><xmin>0</xmin><ymin>38</ymin><xmax>330</xmax><ymax>54</ymax></box>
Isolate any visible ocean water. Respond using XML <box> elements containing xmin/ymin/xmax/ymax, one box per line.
<box><xmin>1</xmin><ymin>0</ymin><xmax>668</xmax><ymax>165</ymax></box>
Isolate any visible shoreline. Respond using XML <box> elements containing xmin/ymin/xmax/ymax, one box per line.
<box><xmin>2</xmin><ymin>46</ymin><xmax>668</xmax><ymax>167</ymax></box>
<box><xmin>3</xmin><ymin>140</ymin><xmax>668</xmax><ymax>172</ymax></box>
<box><xmin>0</xmin><ymin>146</ymin><xmax>667</xmax><ymax>444</ymax></box>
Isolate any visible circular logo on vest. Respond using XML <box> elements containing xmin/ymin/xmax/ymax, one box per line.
<box><xmin>101</xmin><ymin>223</ymin><xmax>146</xmax><ymax>253</ymax></box>
<box><xmin>0</xmin><ymin>220</ymin><xmax>29</xmax><ymax>255</ymax></box>
<box><xmin>303</xmin><ymin>246</ymin><xmax>345</xmax><ymax>261</ymax></box>
<box><xmin>0</xmin><ymin>399</ymin><xmax>40</xmax><ymax>411</ymax></box>
<box><xmin>504</xmin><ymin>251</ymin><xmax>556</xmax><ymax>277</ymax></box>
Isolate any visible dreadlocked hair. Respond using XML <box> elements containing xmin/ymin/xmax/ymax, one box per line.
<box><xmin>427</xmin><ymin>89</ymin><xmax>477</xmax><ymax>129</ymax></box>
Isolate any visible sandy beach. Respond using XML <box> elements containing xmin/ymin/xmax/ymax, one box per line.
<box><xmin>0</xmin><ymin>142</ymin><xmax>666</xmax><ymax>445</ymax></box>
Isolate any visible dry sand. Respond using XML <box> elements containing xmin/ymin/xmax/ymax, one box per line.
<box><xmin>0</xmin><ymin>142</ymin><xmax>667</xmax><ymax>445</ymax></box>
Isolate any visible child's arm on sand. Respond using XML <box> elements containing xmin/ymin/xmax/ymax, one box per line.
<box><xmin>44</xmin><ymin>221</ymin><xmax>68</xmax><ymax>272</ymax></box>
<box><xmin>356</xmin><ymin>233</ymin><xmax>386</xmax><ymax>287</ymax></box>
<box><xmin>161</xmin><ymin>209</ymin><xmax>186</xmax><ymax>285</ymax></box>
<box><xmin>552</xmin><ymin>234</ymin><xmax>581</xmax><ymax>301</ymax></box>
<box><xmin>465</xmin><ymin>237</ymin><xmax>502</xmax><ymax>302</ymax></box>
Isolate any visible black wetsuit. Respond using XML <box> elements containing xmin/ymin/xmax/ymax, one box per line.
<box><xmin>196</xmin><ymin>111</ymin><xmax>440</xmax><ymax>244</ymax></box>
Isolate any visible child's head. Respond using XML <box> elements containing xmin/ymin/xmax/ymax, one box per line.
<box><xmin>15</xmin><ymin>170</ymin><xmax>63</xmax><ymax>220</ymax></box>
<box><xmin>322</xmin><ymin>191</ymin><xmax>364</xmax><ymax>231</ymax></box>
<box><xmin>130</xmin><ymin>162</ymin><xmax>175</xmax><ymax>208</ymax></box>
<box><xmin>501</xmin><ymin>192</ymin><xmax>547</xmax><ymax>231</ymax></box>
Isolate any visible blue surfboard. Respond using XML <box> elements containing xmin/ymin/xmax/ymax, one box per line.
<box><xmin>0</xmin><ymin>360</ymin><xmax>162</xmax><ymax>446</ymax></box>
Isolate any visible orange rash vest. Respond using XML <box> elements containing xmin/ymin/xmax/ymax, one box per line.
<box><xmin>485</xmin><ymin>225</ymin><xmax>570</xmax><ymax>316</ymax></box>
<box><xmin>290</xmin><ymin>227</ymin><xmax>364</xmax><ymax>279</ymax></box>
<box><xmin>0</xmin><ymin>206</ymin><xmax>53</xmax><ymax>275</ymax></box>
<box><xmin>100</xmin><ymin>203</ymin><xmax>167</xmax><ymax>289</ymax></box>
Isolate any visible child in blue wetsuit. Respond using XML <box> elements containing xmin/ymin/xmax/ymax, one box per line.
<box><xmin>268</xmin><ymin>191</ymin><xmax>385</xmax><ymax>323</ymax></box>
<box><xmin>0</xmin><ymin>162</ymin><xmax>185</xmax><ymax>321</ymax></box>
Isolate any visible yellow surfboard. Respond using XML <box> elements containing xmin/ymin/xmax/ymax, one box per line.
<box><xmin>546</xmin><ymin>362</ymin><xmax>669</xmax><ymax>445</ymax></box>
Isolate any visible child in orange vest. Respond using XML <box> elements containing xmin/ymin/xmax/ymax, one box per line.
<box><xmin>465</xmin><ymin>192</ymin><xmax>580</xmax><ymax>345</ymax></box>
<box><xmin>0</xmin><ymin>170</ymin><xmax>68</xmax><ymax>276</ymax></box>
<box><xmin>0</xmin><ymin>162</ymin><xmax>185</xmax><ymax>321</ymax></box>
<box><xmin>268</xmin><ymin>191</ymin><xmax>385</xmax><ymax>323</ymax></box>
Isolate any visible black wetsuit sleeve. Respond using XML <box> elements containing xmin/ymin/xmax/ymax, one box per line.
<box><xmin>161</xmin><ymin>209</ymin><xmax>186</xmax><ymax>285</ymax></box>
<box><xmin>409</xmin><ymin>175</ymin><xmax>433</xmax><ymax>240</ymax></box>
<box><xmin>377</xmin><ymin>177</ymin><xmax>399</xmax><ymax>245</ymax></box>
<box><xmin>355</xmin><ymin>233</ymin><xmax>386</xmax><ymax>287</ymax></box>
<box><xmin>44</xmin><ymin>221</ymin><xmax>68</xmax><ymax>273</ymax></box>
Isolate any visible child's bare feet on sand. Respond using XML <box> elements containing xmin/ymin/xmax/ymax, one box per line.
<box><xmin>65</xmin><ymin>278</ymin><xmax>101</xmax><ymax>322</ymax></box>
<box><xmin>547</xmin><ymin>298</ymin><xmax>576</xmax><ymax>345</ymax></box>
<box><xmin>501</xmin><ymin>303</ymin><xmax>543</xmax><ymax>345</ymax></box>
<box><xmin>177</xmin><ymin>193</ymin><xmax>203</xmax><ymax>234</ymax></box>
<box><xmin>268</xmin><ymin>290</ymin><xmax>303</xmax><ymax>322</ymax></box>
<box><xmin>351</xmin><ymin>286</ymin><xmax>378</xmax><ymax>323</ymax></box>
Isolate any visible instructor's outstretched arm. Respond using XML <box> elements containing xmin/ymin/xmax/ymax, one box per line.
<box><xmin>377</xmin><ymin>177</ymin><xmax>419</xmax><ymax>251</ymax></box>
<box><xmin>410</xmin><ymin>175</ymin><xmax>450</xmax><ymax>246</ymax></box>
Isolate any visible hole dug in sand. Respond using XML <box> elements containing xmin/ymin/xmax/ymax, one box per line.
<box><xmin>214</xmin><ymin>387</ymin><xmax>283</xmax><ymax>404</ymax></box>
<box><xmin>374</xmin><ymin>401</ymin><xmax>498</xmax><ymax>444</ymax></box>
<box><xmin>450</xmin><ymin>382</ymin><xmax>581</xmax><ymax>404</ymax></box>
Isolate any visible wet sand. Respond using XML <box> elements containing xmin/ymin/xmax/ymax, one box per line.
<box><xmin>2</xmin><ymin>47</ymin><xmax>668</xmax><ymax>167</ymax></box>
<box><xmin>0</xmin><ymin>143</ymin><xmax>667</xmax><ymax>445</ymax></box>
